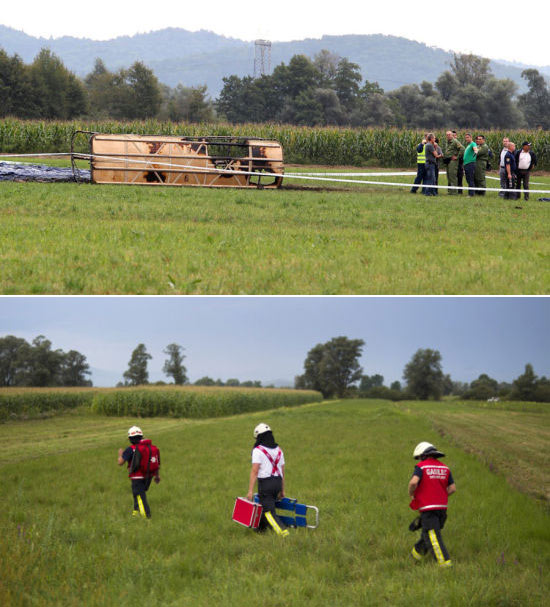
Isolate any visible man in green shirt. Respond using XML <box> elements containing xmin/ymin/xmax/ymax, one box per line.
<box><xmin>462</xmin><ymin>133</ymin><xmax>478</xmax><ymax>197</ymax></box>
<box><xmin>443</xmin><ymin>131</ymin><xmax>463</xmax><ymax>195</ymax></box>
<box><xmin>474</xmin><ymin>135</ymin><xmax>489</xmax><ymax>196</ymax></box>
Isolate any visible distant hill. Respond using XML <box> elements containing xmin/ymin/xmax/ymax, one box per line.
<box><xmin>1</xmin><ymin>25</ymin><xmax>548</xmax><ymax>97</ymax></box>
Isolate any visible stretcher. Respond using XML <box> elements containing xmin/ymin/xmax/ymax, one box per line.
<box><xmin>254</xmin><ymin>494</ymin><xmax>319</xmax><ymax>529</ymax></box>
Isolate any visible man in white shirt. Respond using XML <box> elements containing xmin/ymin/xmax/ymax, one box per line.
<box><xmin>499</xmin><ymin>137</ymin><xmax>510</xmax><ymax>197</ymax></box>
<box><xmin>515</xmin><ymin>142</ymin><xmax>537</xmax><ymax>201</ymax></box>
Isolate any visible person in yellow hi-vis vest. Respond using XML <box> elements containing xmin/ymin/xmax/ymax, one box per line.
<box><xmin>247</xmin><ymin>423</ymin><xmax>289</xmax><ymax>537</ymax></box>
<box><xmin>410</xmin><ymin>134</ymin><xmax>428</xmax><ymax>194</ymax></box>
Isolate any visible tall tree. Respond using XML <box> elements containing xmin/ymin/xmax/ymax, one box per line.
<box><xmin>519</xmin><ymin>69</ymin><xmax>550</xmax><ymax>129</ymax></box>
<box><xmin>163</xmin><ymin>343</ymin><xmax>187</xmax><ymax>385</ymax></box>
<box><xmin>403</xmin><ymin>348</ymin><xmax>444</xmax><ymax>400</ymax></box>
<box><xmin>296</xmin><ymin>336</ymin><xmax>364</xmax><ymax>398</ymax></box>
<box><xmin>59</xmin><ymin>350</ymin><xmax>92</xmax><ymax>386</ymax></box>
<box><xmin>0</xmin><ymin>335</ymin><xmax>31</xmax><ymax>386</ymax></box>
<box><xmin>313</xmin><ymin>50</ymin><xmax>340</xmax><ymax>87</ymax></box>
<box><xmin>510</xmin><ymin>363</ymin><xmax>538</xmax><ymax>401</ymax></box>
<box><xmin>0</xmin><ymin>50</ymin><xmax>35</xmax><ymax>118</ymax></box>
<box><xmin>22</xmin><ymin>335</ymin><xmax>65</xmax><ymax>387</ymax></box>
<box><xmin>125</xmin><ymin>61</ymin><xmax>162</xmax><ymax>119</ymax></box>
<box><xmin>334</xmin><ymin>58</ymin><xmax>362</xmax><ymax>113</ymax></box>
<box><xmin>450</xmin><ymin>53</ymin><xmax>491</xmax><ymax>88</ymax></box>
<box><xmin>28</xmin><ymin>48</ymin><xmax>86</xmax><ymax>119</ymax></box>
<box><xmin>123</xmin><ymin>343</ymin><xmax>152</xmax><ymax>386</ymax></box>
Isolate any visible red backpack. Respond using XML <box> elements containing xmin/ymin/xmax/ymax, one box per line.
<box><xmin>130</xmin><ymin>439</ymin><xmax>160</xmax><ymax>477</ymax></box>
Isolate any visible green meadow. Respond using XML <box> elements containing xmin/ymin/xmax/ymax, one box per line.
<box><xmin>1</xmin><ymin>165</ymin><xmax>549</xmax><ymax>294</ymax></box>
<box><xmin>1</xmin><ymin>399</ymin><xmax>548</xmax><ymax>606</ymax></box>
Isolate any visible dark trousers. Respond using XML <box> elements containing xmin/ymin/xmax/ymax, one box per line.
<box><xmin>464</xmin><ymin>162</ymin><xmax>476</xmax><ymax>196</ymax></box>
<box><xmin>423</xmin><ymin>163</ymin><xmax>437</xmax><ymax>196</ymax></box>
<box><xmin>504</xmin><ymin>174</ymin><xmax>519</xmax><ymax>200</ymax></box>
<box><xmin>410</xmin><ymin>164</ymin><xmax>426</xmax><ymax>193</ymax></box>
<box><xmin>131</xmin><ymin>478</ymin><xmax>152</xmax><ymax>517</ymax></box>
<box><xmin>414</xmin><ymin>510</ymin><xmax>451</xmax><ymax>563</ymax></box>
<box><xmin>516</xmin><ymin>169</ymin><xmax>530</xmax><ymax>200</ymax></box>
<box><xmin>499</xmin><ymin>167</ymin><xmax>507</xmax><ymax>197</ymax></box>
<box><xmin>457</xmin><ymin>160</ymin><xmax>464</xmax><ymax>194</ymax></box>
<box><xmin>257</xmin><ymin>476</ymin><xmax>286</xmax><ymax>533</ymax></box>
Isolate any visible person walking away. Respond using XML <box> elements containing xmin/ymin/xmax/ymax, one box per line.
<box><xmin>462</xmin><ymin>133</ymin><xmax>478</xmax><ymax>197</ymax></box>
<box><xmin>247</xmin><ymin>423</ymin><xmax>289</xmax><ymax>537</ymax></box>
<box><xmin>504</xmin><ymin>142</ymin><xmax>518</xmax><ymax>200</ymax></box>
<box><xmin>452</xmin><ymin>131</ymin><xmax>464</xmax><ymax>194</ymax></box>
<box><xmin>443</xmin><ymin>130</ymin><xmax>463</xmax><ymax>195</ymax></box>
<box><xmin>118</xmin><ymin>426</ymin><xmax>161</xmax><ymax>518</ymax></box>
<box><xmin>499</xmin><ymin>137</ymin><xmax>510</xmax><ymax>197</ymax></box>
<box><xmin>434</xmin><ymin>137</ymin><xmax>443</xmax><ymax>195</ymax></box>
<box><xmin>410</xmin><ymin>134</ymin><xmax>428</xmax><ymax>194</ymax></box>
<box><xmin>409</xmin><ymin>442</ymin><xmax>456</xmax><ymax>567</ymax></box>
<box><xmin>514</xmin><ymin>141</ymin><xmax>537</xmax><ymax>200</ymax></box>
<box><xmin>474</xmin><ymin>135</ymin><xmax>489</xmax><ymax>196</ymax></box>
<box><xmin>423</xmin><ymin>133</ymin><xmax>441</xmax><ymax>196</ymax></box>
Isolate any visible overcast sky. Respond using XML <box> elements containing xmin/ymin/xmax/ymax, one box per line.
<box><xmin>1</xmin><ymin>0</ymin><xmax>549</xmax><ymax>66</ymax></box>
<box><xmin>0</xmin><ymin>297</ymin><xmax>548</xmax><ymax>387</ymax></box>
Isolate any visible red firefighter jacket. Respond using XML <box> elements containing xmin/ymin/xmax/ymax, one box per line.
<box><xmin>410</xmin><ymin>458</ymin><xmax>451</xmax><ymax>511</ymax></box>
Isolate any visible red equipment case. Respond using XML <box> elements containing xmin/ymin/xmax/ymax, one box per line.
<box><xmin>232</xmin><ymin>497</ymin><xmax>263</xmax><ymax>528</ymax></box>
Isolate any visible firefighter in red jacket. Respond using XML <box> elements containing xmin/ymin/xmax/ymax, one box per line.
<box><xmin>408</xmin><ymin>441</ymin><xmax>456</xmax><ymax>567</ymax></box>
<box><xmin>117</xmin><ymin>426</ymin><xmax>160</xmax><ymax>518</ymax></box>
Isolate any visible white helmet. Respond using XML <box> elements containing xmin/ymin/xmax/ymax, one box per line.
<box><xmin>254</xmin><ymin>423</ymin><xmax>271</xmax><ymax>438</ymax></box>
<box><xmin>128</xmin><ymin>426</ymin><xmax>143</xmax><ymax>438</ymax></box>
<box><xmin>413</xmin><ymin>441</ymin><xmax>444</xmax><ymax>459</ymax></box>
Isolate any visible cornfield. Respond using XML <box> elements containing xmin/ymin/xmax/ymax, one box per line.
<box><xmin>0</xmin><ymin>386</ymin><xmax>322</xmax><ymax>421</ymax></box>
<box><xmin>90</xmin><ymin>386</ymin><xmax>323</xmax><ymax>418</ymax></box>
<box><xmin>0</xmin><ymin>389</ymin><xmax>95</xmax><ymax>421</ymax></box>
<box><xmin>1</xmin><ymin>118</ymin><xmax>549</xmax><ymax>169</ymax></box>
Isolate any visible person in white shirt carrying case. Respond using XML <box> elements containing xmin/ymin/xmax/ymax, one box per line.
<box><xmin>247</xmin><ymin>423</ymin><xmax>289</xmax><ymax>537</ymax></box>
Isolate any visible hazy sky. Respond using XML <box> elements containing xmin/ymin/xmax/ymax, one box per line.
<box><xmin>0</xmin><ymin>297</ymin><xmax>548</xmax><ymax>387</ymax></box>
<box><xmin>2</xmin><ymin>0</ymin><xmax>549</xmax><ymax>66</ymax></box>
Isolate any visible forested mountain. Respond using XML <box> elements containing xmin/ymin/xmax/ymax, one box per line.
<box><xmin>1</xmin><ymin>25</ymin><xmax>548</xmax><ymax>95</ymax></box>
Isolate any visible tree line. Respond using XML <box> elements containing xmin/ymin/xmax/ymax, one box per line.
<box><xmin>295</xmin><ymin>337</ymin><xmax>550</xmax><ymax>403</ymax></box>
<box><xmin>1</xmin><ymin>47</ymin><xmax>549</xmax><ymax>128</ymax></box>
<box><xmin>0</xmin><ymin>335</ymin><xmax>91</xmax><ymax>387</ymax></box>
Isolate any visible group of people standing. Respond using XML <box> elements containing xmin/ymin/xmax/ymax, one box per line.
<box><xmin>498</xmin><ymin>137</ymin><xmax>538</xmax><ymax>200</ymax></box>
<box><xmin>411</xmin><ymin>132</ymin><xmax>537</xmax><ymax>199</ymax></box>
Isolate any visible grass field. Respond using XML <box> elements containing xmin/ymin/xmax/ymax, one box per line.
<box><xmin>1</xmin><ymin>163</ymin><xmax>549</xmax><ymax>294</ymax></box>
<box><xmin>1</xmin><ymin>399</ymin><xmax>548</xmax><ymax>606</ymax></box>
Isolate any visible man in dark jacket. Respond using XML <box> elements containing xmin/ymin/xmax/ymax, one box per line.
<box><xmin>514</xmin><ymin>141</ymin><xmax>537</xmax><ymax>200</ymax></box>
